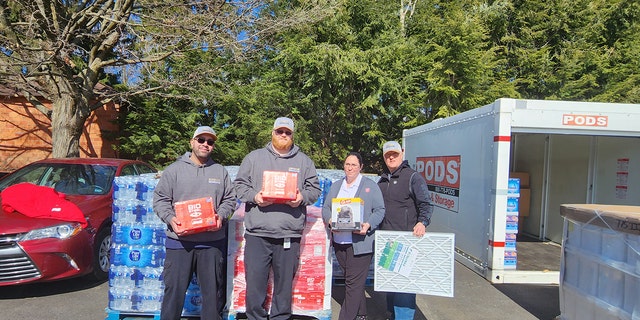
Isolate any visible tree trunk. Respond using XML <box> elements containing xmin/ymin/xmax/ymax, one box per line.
<box><xmin>50</xmin><ymin>81</ymin><xmax>91</xmax><ymax>158</ymax></box>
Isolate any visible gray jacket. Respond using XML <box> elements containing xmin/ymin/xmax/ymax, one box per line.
<box><xmin>153</xmin><ymin>152</ymin><xmax>236</xmax><ymax>242</ymax></box>
<box><xmin>234</xmin><ymin>142</ymin><xmax>321</xmax><ymax>238</ymax></box>
<box><xmin>322</xmin><ymin>176</ymin><xmax>385</xmax><ymax>255</ymax></box>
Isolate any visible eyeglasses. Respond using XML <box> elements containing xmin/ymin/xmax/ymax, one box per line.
<box><xmin>275</xmin><ymin>129</ymin><xmax>292</xmax><ymax>136</ymax></box>
<box><xmin>195</xmin><ymin>137</ymin><xmax>215</xmax><ymax>146</ymax></box>
<box><xmin>344</xmin><ymin>163</ymin><xmax>360</xmax><ymax>168</ymax></box>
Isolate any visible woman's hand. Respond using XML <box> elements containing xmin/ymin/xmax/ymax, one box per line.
<box><xmin>354</xmin><ymin>222</ymin><xmax>370</xmax><ymax>235</ymax></box>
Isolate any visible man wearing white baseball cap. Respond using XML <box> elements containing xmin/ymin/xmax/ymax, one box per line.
<box><xmin>153</xmin><ymin>125</ymin><xmax>235</xmax><ymax>320</ymax></box>
<box><xmin>378</xmin><ymin>140</ymin><xmax>434</xmax><ymax>320</ymax></box>
<box><xmin>234</xmin><ymin>116</ymin><xmax>321</xmax><ymax>320</ymax></box>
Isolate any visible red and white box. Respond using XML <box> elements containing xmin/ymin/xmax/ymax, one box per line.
<box><xmin>262</xmin><ymin>171</ymin><xmax>298</xmax><ymax>203</ymax></box>
<box><xmin>174</xmin><ymin>197</ymin><xmax>218</xmax><ymax>235</ymax></box>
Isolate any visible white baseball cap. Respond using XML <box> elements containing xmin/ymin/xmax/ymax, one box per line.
<box><xmin>192</xmin><ymin>126</ymin><xmax>217</xmax><ymax>141</ymax></box>
<box><xmin>273</xmin><ymin>117</ymin><xmax>295</xmax><ymax>132</ymax></box>
<box><xmin>382</xmin><ymin>140</ymin><xmax>402</xmax><ymax>155</ymax></box>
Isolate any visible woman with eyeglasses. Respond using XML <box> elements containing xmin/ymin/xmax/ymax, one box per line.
<box><xmin>322</xmin><ymin>152</ymin><xmax>385</xmax><ymax>320</ymax></box>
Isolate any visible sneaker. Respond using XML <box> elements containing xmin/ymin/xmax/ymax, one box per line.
<box><xmin>356</xmin><ymin>315</ymin><xmax>368</xmax><ymax>320</ymax></box>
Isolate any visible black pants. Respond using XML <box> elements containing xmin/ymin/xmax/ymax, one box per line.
<box><xmin>244</xmin><ymin>234</ymin><xmax>301</xmax><ymax>320</ymax></box>
<box><xmin>160</xmin><ymin>243</ymin><xmax>226</xmax><ymax>320</ymax></box>
<box><xmin>333</xmin><ymin>242</ymin><xmax>373</xmax><ymax>320</ymax></box>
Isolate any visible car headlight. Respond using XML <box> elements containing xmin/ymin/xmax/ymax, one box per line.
<box><xmin>20</xmin><ymin>223</ymin><xmax>83</xmax><ymax>241</ymax></box>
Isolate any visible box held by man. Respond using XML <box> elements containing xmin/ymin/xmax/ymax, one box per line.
<box><xmin>262</xmin><ymin>171</ymin><xmax>298</xmax><ymax>203</ymax></box>
<box><xmin>174</xmin><ymin>197</ymin><xmax>218</xmax><ymax>235</ymax></box>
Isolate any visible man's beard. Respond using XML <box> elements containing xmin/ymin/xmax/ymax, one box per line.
<box><xmin>272</xmin><ymin>135</ymin><xmax>293</xmax><ymax>150</ymax></box>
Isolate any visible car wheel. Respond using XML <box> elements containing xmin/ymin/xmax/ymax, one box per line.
<box><xmin>91</xmin><ymin>227</ymin><xmax>111</xmax><ymax>281</ymax></box>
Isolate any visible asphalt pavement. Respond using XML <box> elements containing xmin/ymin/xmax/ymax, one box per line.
<box><xmin>331</xmin><ymin>260</ymin><xmax>560</xmax><ymax>320</ymax></box>
<box><xmin>0</xmin><ymin>260</ymin><xmax>560</xmax><ymax>320</ymax></box>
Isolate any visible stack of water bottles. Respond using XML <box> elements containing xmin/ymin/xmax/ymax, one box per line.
<box><xmin>313</xmin><ymin>173</ymin><xmax>333</xmax><ymax>207</ymax></box>
<box><xmin>108</xmin><ymin>173</ymin><xmax>203</xmax><ymax>316</ymax></box>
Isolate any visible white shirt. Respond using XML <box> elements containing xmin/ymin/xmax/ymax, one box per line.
<box><xmin>333</xmin><ymin>174</ymin><xmax>362</xmax><ymax>244</ymax></box>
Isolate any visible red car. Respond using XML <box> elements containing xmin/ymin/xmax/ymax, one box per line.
<box><xmin>0</xmin><ymin>158</ymin><xmax>156</xmax><ymax>286</ymax></box>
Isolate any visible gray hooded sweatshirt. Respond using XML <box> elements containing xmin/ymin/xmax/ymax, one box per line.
<box><xmin>153</xmin><ymin>152</ymin><xmax>236</xmax><ymax>243</ymax></box>
<box><xmin>234</xmin><ymin>142</ymin><xmax>321</xmax><ymax>238</ymax></box>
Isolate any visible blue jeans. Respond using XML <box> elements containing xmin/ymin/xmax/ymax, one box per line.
<box><xmin>386</xmin><ymin>292</ymin><xmax>416</xmax><ymax>320</ymax></box>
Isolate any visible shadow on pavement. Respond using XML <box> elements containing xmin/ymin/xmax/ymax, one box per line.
<box><xmin>0</xmin><ymin>276</ymin><xmax>106</xmax><ymax>299</ymax></box>
<box><xmin>493</xmin><ymin>283</ymin><xmax>560</xmax><ymax>320</ymax></box>
<box><xmin>330</xmin><ymin>285</ymin><xmax>427</xmax><ymax>320</ymax></box>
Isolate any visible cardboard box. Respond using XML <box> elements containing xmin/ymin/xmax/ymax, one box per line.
<box><xmin>505</xmin><ymin>232</ymin><xmax>517</xmax><ymax>251</ymax></box>
<box><xmin>507</xmin><ymin>178</ymin><xmax>521</xmax><ymax>197</ymax></box>
<box><xmin>560</xmin><ymin>204</ymin><xmax>640</xmax><ymax>236</ymax></box>
<box><xmin>509</xmin><ymin>172</ymin><xmax>530</xmax><ymax>188</ymax></box>
<box><xmin>174</xmin><ymin>197</ymin><xmax>218</xmax><ymax>235</ymax></box>
<box><xmin>331</xmin><ymin>198</ymin><xmax>363</xmax><ymax>230</ymax></box>
<box><xmin>505</xmin><ymin>215</ymin><xmax>518</xmax><ymax>233</ymax></box>
<box><xmin>504</xmin><ymin>250</ymin><xmax>517</xmax><ymax>269</ymax></box>
<box><xmin>262</xmin><ymin>171</ymin><xmax>298</xmax><ymax>203</ymax></box>
<box><xmin>519</xmin><ymin>188</ymin><xmax>530</xmax><ymax>217</ymax></box>
<box><xmin>507</xmin><ymin>197</ymin><xmax>519</xmax><ymax>214</ymax></box>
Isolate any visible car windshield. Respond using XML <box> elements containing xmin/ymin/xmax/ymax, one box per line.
<box><xmin>0</xmin><ymin>163</ymin><xmax>117</xmax><ymax>195</ymax></box>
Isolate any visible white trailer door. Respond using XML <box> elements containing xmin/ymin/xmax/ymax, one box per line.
<box><xmin>545</xmin><ymin>135</ymin><xmax>591</xmax><ymax>243</ymax></box>
<box><xmin>593</xmin><ymin>136</ymin><xmax>640</xmax><ymax>205</ymax></box>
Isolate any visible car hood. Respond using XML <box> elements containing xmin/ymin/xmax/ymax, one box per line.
<box><xmin>0</xmin><ymin>194</ymin><xmax>109</xmax><ymax>234</ymax></box>
<box><xmin>0</xmin><ymin>210</ymin><xmax>69</xmax><ymax>234</ymax></box>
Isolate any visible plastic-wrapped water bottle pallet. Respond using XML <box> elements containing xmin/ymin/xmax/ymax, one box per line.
<box><xmin>227</xmin><ymin>310</ymin><xmax>331</xmax><ymax>320</ymax></box>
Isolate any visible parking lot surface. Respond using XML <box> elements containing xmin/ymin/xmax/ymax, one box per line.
<box><xmin>0</xmin><ymin>260</ymin><xmax>560</xmax><ymax>320</ymax></box>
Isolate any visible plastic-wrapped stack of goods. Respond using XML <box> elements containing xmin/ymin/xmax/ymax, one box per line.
<box><xmin>292</xmin><ymin>206</ymin><xmax>331</xmax><ymax>311</ymax></box>
<box><xmin>313</xmin><ymin>174</ymin><xmax>333</xmax><ymax>207</ymax></box>
<box><xmin>107</xmin><ymin>174</ymin><xmax>202</xmax><ymax>317</ymax></box>
<box><xmin>504</xmin><ymin>177</ymin><xmax>520</xmax><ymax>269</ymax></box>
<box><xmin>559</xmin><ymin>204</ymin><xmax>640</xmax><ymax>320</ymax></box>
<box><xmin>182</xmin><ymin>274</ymin><xmax>203</xmax><ymax>316</ymax></box>
<box><xmin>227</xmin><ymin>204</ymin><xmax>332</xmax><ymax>320</ymax></box>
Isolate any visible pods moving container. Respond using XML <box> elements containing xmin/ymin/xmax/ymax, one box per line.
<box><xmin>402</xmin><ymin>98</ymin><xmax>640</xmax><ymax>284</ymax></box>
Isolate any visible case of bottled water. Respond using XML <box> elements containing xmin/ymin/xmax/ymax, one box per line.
<box><xmin>182</xmin><ymin>274</ymin><xmax>203</xmax><ymax>316</ymax></box>
<box><xmin>108</xmin><ymin>287</ymin><xmax>133</xmax><ymax>311</ymax></box>
<box><xmin>112</xmin><ymin>222</ymin><xmax>165</xmax><ymax>246</ymax></box>
<box><xmin>133</xmin><ymin>288</ymin><xmax>164</xmax><ymax>312</ymax></box>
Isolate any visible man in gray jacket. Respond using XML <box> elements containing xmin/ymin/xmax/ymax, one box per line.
<box><xmin>153</xmin><ymin>126</ymin><xmax>236</xmax><ymax>320</ymax></box>
<box><xmin>234</xmin><ymin>117</ymin><xmax>321</xmax><ymax>320</ymax></box>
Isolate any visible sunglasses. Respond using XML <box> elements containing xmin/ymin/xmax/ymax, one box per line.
<box><xmin>275</xmin><ymin>129</ymin><xmax>292</xmax><ymax>136</ymax></box>
<box><xmin>195</xmin><ymin>137</ymin><xmax>215</xmax><ymax>146</ymax></box>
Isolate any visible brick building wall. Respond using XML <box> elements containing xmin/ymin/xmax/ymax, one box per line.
<box><xmin>0</xmin><ymin>96</ymin><xmax>120</xmax><ymax>173</ymax></box>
